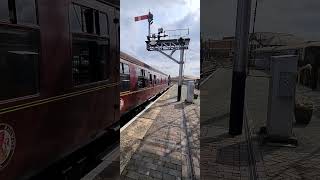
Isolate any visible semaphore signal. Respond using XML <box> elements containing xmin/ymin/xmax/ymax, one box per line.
<box><xmin>134</xmin><ymin>11</ymin><xmax>190</xmax><ymax>101</ymax></box>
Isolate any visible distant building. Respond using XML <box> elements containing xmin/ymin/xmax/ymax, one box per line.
<box><xmin>202</xmin><ymin>32</ymin><xmax>305</xmax><ymax>58</ymax></box>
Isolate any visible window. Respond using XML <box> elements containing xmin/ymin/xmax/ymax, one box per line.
<box><xmin>99</xmin><ymin>13</ymin><xmax>109</xmax><ymax>36</ymax></box>
<box><xmin>137</xmin><ymin>68</ymin><xmax>147</xmax><ymax>89</ymax></box>
<box><xmin>70</xmin><ymin>4</ymin><xmax>82</xmax><ymax>33</ymax></box>
<box><xmin>83</xmin><ymin>8</ymin><xmax>94</xmax><ymax>34</ymax></box>
<box><xmin>0</xmin><ymin>1</ymin><xmax>9</xmax><ymax>22</ymax></box>
<box><xmin>149</xmin><ymin>73</ymin><xmax>153</xmax><ymax>85</ymax></box>
<box><xmin>70</xmin><ymin>3</ymin><xmax>109</xmax><ymax>37</ymax></box>
<box><xmin>0</xmin><ymin>27</ymin><xmax>39</xmax><ymax>101</ymax></box>
<box><xmin>70</xmin><ymin>3</ymin><xmax>110</xmax><ymax>86</ymax></box>
<box><xmin>94</xmin><ymin>10</ymin><xmax>100</xmax><ymax>35</ymax></box>
<box><xmin>154</xmin><ymin>75</ymin><xmax>157</xmax><ymax>84</ymax></box>
<box><xmin>120</xmin><ymin>62</ymin><xmax>130</xmax><ymax>92</ymax></box>
<box><xmin>15</xmin><ymin>0</ymin><xmax>37</xmax><ymax>25</ymax></box>
<box><xmin>72</xmin><ymin>35</ymin><xmax>109</xmax><ymax>85</ymax></box>
<box><xmin>0</xmin><ymin>0</ymin><xmax>38</xmax><ymax>25</ymax></box>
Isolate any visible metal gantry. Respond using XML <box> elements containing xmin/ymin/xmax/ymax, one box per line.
<box><xmin>143</xmin><ymin>12</ymin><xmax>190</xmax><ymax>101</ymax></box>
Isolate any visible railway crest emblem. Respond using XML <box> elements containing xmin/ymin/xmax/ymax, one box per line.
<box><xmin>0</xmin><ymin>123</ymin><xmax>16</xmax><ymax>170</ymax></box>
<box><xmin>120</xmin><ymin>98</ymin><xmax>124</xmax><ymax>111</ymax></box>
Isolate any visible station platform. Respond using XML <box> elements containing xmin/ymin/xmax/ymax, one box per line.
<box><xmin>201</xmin><ymin>67</ymin><xmax>320</xmax><ymax>179</ymax></box>
<box><xmin>120</xmin><ymin>85</ymin><xmax>200</xmax><ymax>180</ymax></box>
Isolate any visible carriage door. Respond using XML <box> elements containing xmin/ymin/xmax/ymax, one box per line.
<box><xmin>113</xmin><ymin>7</ymin><xmax>120</xmax><ymax>124</ymax></box>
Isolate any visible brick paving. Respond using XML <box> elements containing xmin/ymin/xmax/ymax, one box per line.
<box><xmin>120</xmin><ymin>85</ymin><xmax>200</xmax><ymax>180</ymax></box>
<box><xmin>201</xmin><ymin>67</ymin><xmax>320</xmax><ymax>179</ymax></box>
<box><xmin>246</xmin><ymin>70</ymin><xmax>320</xmax><ymax>179</ymax></box>
<box><xmin>201</xmin><ymin>68</ymin><xmax>256</xmax><ymax>180</ymax></box>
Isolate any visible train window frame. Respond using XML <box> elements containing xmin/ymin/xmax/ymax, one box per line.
<box><xmin>70</xmin><ymin>3</ymin><xmax>111</xmax><ymax>87</ymax></box>
<box><xmin>137</xmin><ymin>67</ymin><xmax>147</xmax><ymax>89</ymax></box>
<box><xmin>0</xmin><ymin>1</ymin><xmax>10</xmax><ymax>23</ymax></box>
<box><xmin>0</xmin><ymin>26</ymin><xmax>41</xmax><ymax>103</ymax></box>
<box><xmin>149</xmin><ymin>73</ymin><xmax>152</xmax><ymax>84</ymax></box>
<box><xmin>0</xmin><ymin>0</ymin><xmax>39</xmax><ymax>28</ymax></box>
<box><xmin>99</xmin><ymin>12</ymin><xmax>109</xmax><ymax>37</ymax></box>
<box><xmin>70</xmin><ymin>3</ymin><xmax>110</xmax><ymax>38</ymax></box>
<box><xmin>15</xmin><ymin>0</ymin><xmax>38</xmax><ymax>26</ymax></box>
<box><xmin>120</xmin><ymin>62</ymin><xmax>130</xmax><ymax>92</ymax></box>
<box><xmin>82</xmin><ymin>7</ymin><xmax>94</xmax><ymax>34</ymax></box>
<box><xmin>71</xmin><ymin>34</ymin><xmax>111</xmax><ymax>87</ymax></box>
<box><xmin>70</xmin><ymin>3</ymin><xmax>82</xmax><ymax>33</ymax></box>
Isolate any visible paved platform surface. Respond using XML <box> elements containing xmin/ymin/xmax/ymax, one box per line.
<box><xmin>120</xmin><ymin>85</ymin><xmax>200</xmax><ymax>180</ymax></box>
<box><xmin>246</xmin><ymin>70</ymin><xmax>320</xmax><ymax>180</ymax></box>
<box><xmin>200</xmin><ymin>68</ymin><xmax>262</xmax><ymax>180</ymax></box>
<box><xmin>201</xmin><ymin>67</ymin><xmax>320</xmax><ymax>180</ymax></box>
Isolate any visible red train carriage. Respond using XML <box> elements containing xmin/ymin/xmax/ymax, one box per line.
<box><xmin>120</xmin><ymin>52</ymin><xmax>169</xmax><ymax>116</ymax></box>
<box><xmin>0</xmin><ymin>0</ymin><xmax>119</xmax><ymax>179</ymax></box>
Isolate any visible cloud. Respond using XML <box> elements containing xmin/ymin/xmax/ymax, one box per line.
<box><xmin>121</xmin><ymin>0</ymin><xmax>200</xmax><ymax>77</ymax></box>
<box><xmin>201</xmin><ymin>0</ymin><xmax>320</xmax><ymax>41</ymax></box>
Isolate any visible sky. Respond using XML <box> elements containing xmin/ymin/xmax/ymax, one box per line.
<box><xmin>201</xmin><ymin>0</ymin><xmax>320</xmax><ymax>41</ymax></box>
<box><xmin>120</xmin><ymin>0</ymin><xmax>200</xmax><ymax>77</ymax></box>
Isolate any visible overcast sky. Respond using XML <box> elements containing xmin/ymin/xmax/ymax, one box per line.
<box><xmin>201</xmin><ymin>0</ymin><xmax>320</xmax><ymax>41</ymax></box>
<box><xmin>120</xmin><ymin>0</ymin><xmax>200</xmax><ymax>77</ymax></box>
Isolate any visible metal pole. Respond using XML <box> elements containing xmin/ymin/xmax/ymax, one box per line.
<box><xmin>178</xmin><ymin>48</ymin><xmax>184</xmax><ymax>101</ymax></box>
<box><xmin>229</xmin><ymin>0</ymin><xmax>252</xmax><ymax>135</ymax></box>
<box><xmin>148</xmin><ymin>20</ymin><xmax>151</xmax><ymax>37</ymax></box>
<box><xmin>148</xmin><ymin>11</ymin><xmax>151</xmax><ymax>37</ymax></box>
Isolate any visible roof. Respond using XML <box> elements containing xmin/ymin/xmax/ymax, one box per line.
<box><xmin>252</xmin><ymin>32</ymin><xmax>305</xmax><ymax>46</ymax></box>
<box><xmin>120</xmin><ymin>51</ymin><xmax>168</xmax><ymax>76</ymax></box>
<box><xmin>254</xmin><ymin>41</ymin><xmax>320</xmax><ymax>52</ymax></box>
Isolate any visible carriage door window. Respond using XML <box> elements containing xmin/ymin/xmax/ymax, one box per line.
<box><xmin>154</xmin><ymin>75</ymin><xmax>157</xmax><ymax>84</ymax></box>
<box><xmin>120</xmin><ymin>63</ymin><xmax>130</xmax><ymax>92</ymax></box>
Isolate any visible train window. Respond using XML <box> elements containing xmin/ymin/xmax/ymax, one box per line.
<box><xmin>94</xmin><ymin>10</ymin><xmax>100</xmax><ymax>35</ymax></box>
<box><xmin>83</xmin><ymin>8</ymin><xmax>94</xmax><ymax>34</ymax></box>
<box><xmin>149</xmin><ymin>73</ymin><xmax>152</xmax><ymax>84</ymax></box>
<box><xmin>70</xmin><ymin>4</ymin><xmax>109</xmax><ymax>38</ymax></box>
<box><xmin>99</xmin><ymin>12</ymin><xmax>109</xmax><ymax>36</ymax></box>
<box><xmin>72</xmin><ymin>36</ymin><xmax>109</xmax><ymax>85</ymax></box>
<box><xmin>123</xmin><ymin>63</ymin><xmax>130</xmax><ymax>74</ymax></box>
<box><xmin>120</xmin><ymin>63</ymin><xmax>130</xmax><ymax>92</ymax></box>
<box><xmin>154</xmin><ymin>75</ymin><xmax>157</xmax><ymax>84</ymax></box>
<box><xmin>70</xmin><ymin>4</ymin><xmax>82</xmax><ymax>33</ymax></box>
<box><xmin>137</xmin><ymin>68</ymin><xmax>146</xmax><ymax>89</ymax></box>
<box><xmin>15</xmin><ymin>0</ymin><xmax>38</xmax><ymax>25</ymax></box>
<box><xmin>0</xmin><ymin>1</ymin><xmax>9</xmax><ymax>22</ymax></box>
<box><xmin>0</xmin><ymin>27</ymin><xmax>39</xmax><ymax>101</ymax></box>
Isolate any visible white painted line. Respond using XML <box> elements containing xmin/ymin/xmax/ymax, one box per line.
<box><xmin>120</xmin><ymin>87</ymin><xmax>171</xmax><ymax>133</ymax></box>
<box><xmin>200</xmin><ymin>68</ymin><xmax>221</xmax><ymax>87</ymax></box>
<box><xmin>81</xmin><ymin>146</ymin><xmax>119</xmax><ymax>180</ymax></box>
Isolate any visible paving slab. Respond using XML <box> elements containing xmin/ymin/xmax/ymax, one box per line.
<box><xmin>246</xmin><ymin>70</ymin><xmax>320</xmax><ymax>179</ymax></box>
<box><xmin>200</xmin><ymin>68</ymin><xmax>256</xmax><ymax>180</ymax></box>
<box><xmin>120</xmin><ymin>85</ymin><xmax>200</xmax><ymax>180</ymax></box>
